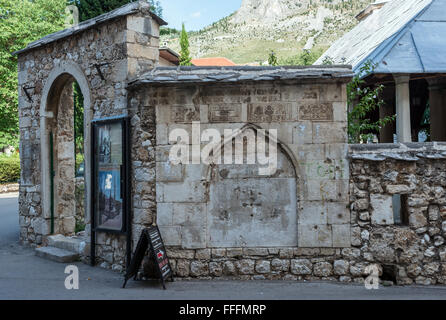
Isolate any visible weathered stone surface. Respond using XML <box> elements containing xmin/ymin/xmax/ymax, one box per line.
<box><xmin>255</xmin><ymin>261</ymin><xmax>271</xmax><ymax>274</ymax></box>
<box><xmin>223</xmin><ymin>261</ymin><xmax>236</xmax><ymax>276</ymax></box>
<box><xmin>334</xmin><ymin>260</ymin><xmax>349</xmax><ymax>275</ymax></box>
<box><xmin>291</xmin><ymin>259</ymin><xmax>312</xmax><ymax>275</ymax></box>
<box><xmin>313</xmin><ymin>262</ymin><xmax>333</xmax><ymax>277</ymax></box>
<box><xmin>195</xmin><ymin>249</ymin><xmax>211</xmax><ymax>260</ymax></box>
<box><xmin>235</xmin><ymin>260</ymin><xmax>255</xmax><ymax>275</ymax></box>
<box><xmin>175</xmin><ymin>259</ymin><xmax>190</xmax><ymax>277</ymax></box>
<box><xmin>190</xmin><ymin>261</ymin><xmax>209</xmax><ymax>277</ymax></box>
<box><xmin>370</xmin><ymin>194</ymin><xmax>394</xmax><ymax>225</ymax></box>
<box><xmin>271</xmin><ymin>259</ymin><xmax>290</xmax><ymax>272</ymax></box>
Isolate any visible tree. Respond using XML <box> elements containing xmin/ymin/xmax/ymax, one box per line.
<box><xmin>179</xmin><ymin>23</ymin><xmax>192</xmax><ymax>66</ymax></box>
<box><xmin>279</xmin><ymin>48</ymin><xmax>324</xmax><ymax>66</ymax></box>
<box><xmin>347</xmin><ymin>61</ymin><xmax>396</xmax><ymax>143</ymax></box>
<box><xmin>268</xmin><ymin>51</ymin><xmax>278</xmax><ymax>66</ymax></box>
<box><xmin>75</xmin><ymin>0</ymin><xmax>163</xmax><ymax>22</ymax></box>
<box><xmin>0</xmin><ymin>0</ymin><xmax>67</xmax><ymax>149</ymax></box>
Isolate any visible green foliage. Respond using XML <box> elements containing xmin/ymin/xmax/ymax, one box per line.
<box><xmin>160</xmin><ymin>27</ymin><xmax>180</xmax><ymax>37</ymax></box>
<box><xmin>73</xmin><ymin>82</ymin><xmax>84</xmax><ymax>174</ymax></box>
<box><xmin>0</xmin><ymin>0</ymin><xmax>67</xmax><ymax>149</ymax></box>
<box><xmin>321</xmin><ymin>56</ymin><xmax>335</xmax><ymax>65</ymax></box>
<box><xmin>75</xmin><ymin>0</ymin><xmax>162</xmax><ymax>22</ymax></box>
<box><xmin>0</xmin><ymin>153</ymin><xmax>20</xmax><ymax>184</ymax></box>
<box><xmin>179</xmin><ymin>23</ymin><xmax>192</xmax><ymax>66</ymax></box>
<box><xmin>75</xmin><ymin>220</ymin><xmax>86</xmax><ymax>233</ymax></box>
<box><xmin>268</xmin><ymin>51</ymin><xmax>278</xmax><ymax>66</ymax></box>
<box><xmin>279</xmin><ymin>48</ymin><xmax>324</xmax><ymax>66</ymax></box>
<box><xmin>347</xmin><ymin>61</ymin><xmax>396</xmax><ymax>144</ymax></box>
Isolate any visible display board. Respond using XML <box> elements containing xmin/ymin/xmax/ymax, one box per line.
<box><xmin>123</xmin><ymin>226</ymin><xmax>174</xmax><ymax>290</ymax></box>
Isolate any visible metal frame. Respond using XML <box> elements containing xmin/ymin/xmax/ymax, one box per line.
<box><xmin>90</xmin><ymin>115</ymin><xmax>131</xmax><ymax>267</ymax></box>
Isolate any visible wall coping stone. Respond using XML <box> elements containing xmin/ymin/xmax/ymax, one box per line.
<box><xmin>128</xmin><ymin>65</ymin><xmax>354</xmax><ymax>87</ymax></box>
<box><xmin>349</xmin><ymin>142</ymin><xmax>446</xmax><ymax>161</ymax></box>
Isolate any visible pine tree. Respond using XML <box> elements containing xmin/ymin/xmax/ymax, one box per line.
<box><xmin>179</xmin><ymin>23</ymin><xmax>192</xmax><ymax>66</ymax></box>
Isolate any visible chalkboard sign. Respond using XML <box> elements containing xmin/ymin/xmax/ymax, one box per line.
<box><xmin>122</xmin><ymin>226</ymin><xmax>174</xmax><ymax>289</ymax></box>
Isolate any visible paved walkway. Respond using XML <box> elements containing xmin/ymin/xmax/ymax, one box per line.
<box><xmin>1</xmin><ymin>195</ymin><xmax>446</xmax><ymax>300</ymax></box>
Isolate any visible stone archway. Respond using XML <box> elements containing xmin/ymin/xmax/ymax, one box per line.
<box><xmin>203</xmin><ymin>124</ymin><xmax>300</xmax><ymax>248</ymax></box>
<box><xmin>40</xmin><ymin>61</ymin><xmax>92</xmax><ymax>236</ymax></box>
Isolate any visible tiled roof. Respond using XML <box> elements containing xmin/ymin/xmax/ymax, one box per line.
<box><xmin>315</xmin><ymin>0</ymin><xmax>446</xmax><ymax>74</ymax></box>
<box><xmin>191</xmin><ymin>57</ymin><xmax>237</xmax><ymax>67</ymax></box>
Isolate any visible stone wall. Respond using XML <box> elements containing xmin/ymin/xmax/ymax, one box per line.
<box><xmin>17</xmin><ymin>2</ymin><xmax>161</xmax><ymax>270</ymax></box>
<box><xmin>349</xmin><ymin>143</ymin><xmax>446</xmax><ymax>285</ymax></box>
<box><xmin>139</xmin><ymin>143</ymin><xmax>445</xmax><ymax>285</ymax></box>
<box><xmin>127</xmin><ymin>66</ymin><xmax>356</xmax><ymax>280</ymax></box>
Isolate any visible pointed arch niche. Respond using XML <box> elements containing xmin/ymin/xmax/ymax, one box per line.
<box><xmin>204</xmin><ymin>124</ymin><xmax>299</xmax><ymax>248</ymax></box>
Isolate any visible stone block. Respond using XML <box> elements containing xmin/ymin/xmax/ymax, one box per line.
<box><xmin>133</xmin><ymin>208</ymin><xmax>152</xmax><ymax>224</ymax></box>
<box><xmin>313</xmin><ymin>262</ymin><xmax>333</xmax><ymax>277</ymax></box>
<box><xmin>409</xmin><ymin>208</ymin><xmax>428</xmax><ymax>229</ymax></box>
<box><xmin>127</xmin><ymin>16</ymin><xmax>153</xmax><ymax>35</ymax></box>
<box><xmin>209</xmin><ymin>262</ymin><xmax>222</xmax><ymax>277</ymax></box>
<box><xmin>332</xmin><ymin>102</ymin><xmax>348</xmax><ymax>122</ymax></box>
<box><xmin>181</xmin><ymin>225</ymin><xmax>206</xmax><ymax>249</ymax></box>
<box><xmin>255</xmin><ymin>260</ymin><xmax>271</xmax><ymax>274</ymax></box>
<box><xmin>299</xmin><ymin>224</ymin><xmax>332</xmax><ymax>247</ymax></box>
<box><xmin>370</xmin><ymin>194</ymin><xmax>394</xmax><ymax>225</ymax></box>
<box><xmin>35</xmin><ymin>246</ymin><xmax>79</xmax><ymax>263</ymax></box>
<box><xmin>156</xmin><ymin>124</ymin><xmax>169</xmax><ymax>145</ymax></box>
<box><xmin>156</xmin><ymin>162</ymin><xmax>183</xmax><ymax>182</ymax></box>
<box><xmin>386</xmin><ymin>185</ymin><xmax>412</xmax><ymax>194</ymax></box>
<box><xmin>334</xmin><ymin>260</ymin><xmax>349</xmax><ymax>275</ymax></box>
<box><xmin>332</xmin><ymin>224</ymin><xmax>351</xmax><ymax>248</ymax></box>
<box><xmin>290</xmin><ymin>259</ymin><xmax>312</xmax><ymax>275</ymax></box>
<box><xmin>227</xmin><ymin>248</ymin><xmax>243</xmax><ymax>258</ymax></box>
<box><xmin>190</xmin><ymin>261</ymin><xmax>209</xmax><ymax>277</ymax></box>
<box><xmin>312</xmin><ymin>122</ymin><xmax>347</xmax><ymax>144</ymax></box>
<box><xmin>235</xmin><ymin>259</ymin><xmax>255</xmax><ymax>275</ymax></box>
<box><xmin>327</xmin><ymin>202</ymin><xmax>350</xmax><ymax>224</ymax></box>
<box><xmin>299</xmin><ymin>201</ymin><xmax>327</xmax><ymax>225</ymax></box>
<box><xmin>292</xmin><ymin>121</ymin><xmax>313</xmax><ymax>145</ymax></box>
<box><xmin>211</xmin><ymin>248</ymin><xmax>226</xmax><ymax>258</ymax></box>
<box><xmin>157</xmin><ymin>180</ymin><xmax>207</xmax><ymax>203</ymax></box>
<box><xmin>159</xmin><ymin>226</ymin><xmax>181</xmax><ymax>246</ymax></box>
<box><xmin>157</xmin><ymin>202</ymin><xmax>173</xmax><ymax>226</ymax></box>
<box><xmin>172</xmin><ymin>203</ymin><xmax>206</xmax><ymax>227</ymax></box>
<box><xmin>195</xmin><ymin>249</ymin><xmax>211</xmax><ymax>260</ymax></box>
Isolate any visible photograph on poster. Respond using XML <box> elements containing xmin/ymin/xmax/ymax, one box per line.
<box><xmin>95</xmin><ymin>123</ymin><xmax>124</xmax><ymax>231</ymax></box>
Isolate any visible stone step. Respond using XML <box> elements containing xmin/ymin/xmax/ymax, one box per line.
<box><xmin>35</xmin><ymin>246</ymin><xmax>80</xmax><ymax>263</ymax></box>
<box><xmin>47</xmin><ymin>234</ymin><xmax>87</xmax><ymax>254</ymax></box>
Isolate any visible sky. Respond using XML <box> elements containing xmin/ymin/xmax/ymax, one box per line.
<box><xmin>158</xmin><ymin>0</ymin><xmax>242</xmax><ymax>31</ymax></box>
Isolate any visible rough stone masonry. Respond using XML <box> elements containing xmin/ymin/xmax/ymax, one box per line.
<box><xmin>14</xmin><ymin>1</ymin><xmax>446</xmax><ymax>284</ymax></box>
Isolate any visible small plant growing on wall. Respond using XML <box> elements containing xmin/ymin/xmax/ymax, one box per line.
<box><xmin>268</xmin><ymin>51</ymin><xmax>278</xmax><ymax>66</ymax></box>
<box><xmin>347</xmin><ymin>61</ymin><xmax>396</xmax><ymax>144</ymax></box>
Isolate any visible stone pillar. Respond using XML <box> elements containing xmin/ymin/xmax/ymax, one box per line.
<box><xmin>379</xmin><ymin>85</ymin><xmax>395</xmax><ymax>143</ymax></box>
<box><xmin>394</xmin><ymin>75</ymin><xmax>412</xmax><ymax>143</ymax></box>
<box><xmin>427</xmin><ymin>78</ymin><xmax>446</xmax><ymax>142</ymax></box>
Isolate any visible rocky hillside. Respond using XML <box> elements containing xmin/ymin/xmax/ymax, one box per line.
<box><xmin>161</xmin><ymin>0</ymin><xmax>375</xmax><ymax>65</ymax></box>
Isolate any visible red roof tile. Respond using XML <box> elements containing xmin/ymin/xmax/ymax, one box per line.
<box><xmin>191</xmin><ymin>57</ymin><xmax>236</xmax><ymax>66</ymax></box>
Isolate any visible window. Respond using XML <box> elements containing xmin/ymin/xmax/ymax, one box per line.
<box><xmin>392</xmin><ymin>194</ymin><xmax>409</xmax><ymax>225</ymax></box>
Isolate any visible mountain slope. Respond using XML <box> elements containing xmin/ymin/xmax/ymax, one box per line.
<box><xmin>161</xmin><ymin>0</ymin><xmax>375</xmax><ymax>65</ymax></box>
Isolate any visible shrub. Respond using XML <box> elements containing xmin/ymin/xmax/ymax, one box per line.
<box><xmin>0</xmin><ymin>153</ymin><xmax>20</xmax><ymax>184</ymax></box>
